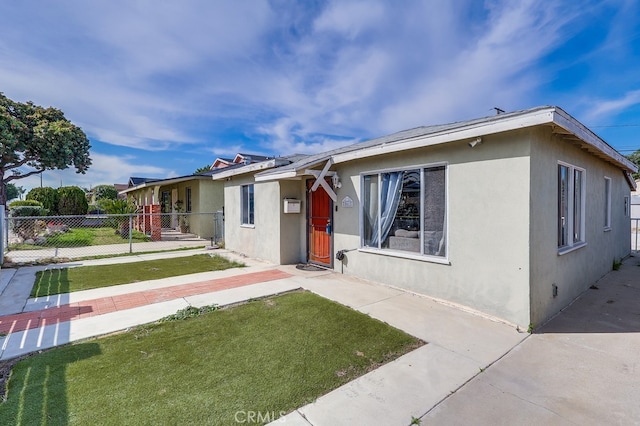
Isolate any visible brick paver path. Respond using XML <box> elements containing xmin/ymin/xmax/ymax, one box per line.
<box><xmin>0</xmin><ymin>269</ymin><xmax>292</xmax><ymax>335</ymax></box>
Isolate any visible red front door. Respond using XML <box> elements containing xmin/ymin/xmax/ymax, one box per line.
<box><xmin>307</xmin><ymin>179</ymin><xmax>332</xmax><ymax>267</ymax></box>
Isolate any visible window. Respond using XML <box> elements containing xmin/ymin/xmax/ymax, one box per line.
<box><xmin>604</xmin><ymin>177</ymin><xmax>611</xmax><ymax>229</ymax></box>
<box><xmin>186</xmin><ymin>187</ymin><xmax>192</xmax><ymax>213</ymax></box>
<box><xmin>241</xmin><ymin>184</ymin><xmax>254</xmax><ymax>225</ymax></box>
<box><xmin>361</xmin><ymin>164</ymin><xmax>446</xmax><ymax>258</ymax></box>
<box><xmin>624</xmin><ymin>196</ymin><xmax>630</xmax><ymax>217</ymax></box>
<box><xmin>558</xmin><ymin>162</ymin><xmax>585</xmax><ymax>251</ymax></box>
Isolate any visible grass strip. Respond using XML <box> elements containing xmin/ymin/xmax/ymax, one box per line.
<box><xmin>0</xmin><ymin>291</ymin><xmax>423</xmax><ymax>425</ymax></box>
<box><xmin>9</xmin><ymin>227</ymin><xmax>150</xmax><ymax>251</ymax></box>
<box><xmin>31</xmin><ymin>254</ymin><xmax>244</xmax><ymax>297</ymax></box>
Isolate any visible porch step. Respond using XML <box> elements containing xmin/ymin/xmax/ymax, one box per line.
<box><xmin>160</xmin><ymin>229</ymin><xmax>203</xmax><ymax>241</ymax></box>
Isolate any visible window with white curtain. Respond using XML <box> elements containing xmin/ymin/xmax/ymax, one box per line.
<box><xmin>361</xmin><ymin>164</ymin><xmax>447</xmax><ymax>258</ymax></box>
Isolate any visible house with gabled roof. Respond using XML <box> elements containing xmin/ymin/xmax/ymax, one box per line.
<box><xmin>220</xmin><ymin>106</ymin><xmax>637</xmax><ymax>329</ymax></box>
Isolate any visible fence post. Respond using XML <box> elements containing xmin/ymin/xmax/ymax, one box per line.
<box><xmin>0</xmin><ymin>206</ymin><xmax>5</xmax><ymax>265</ymax></box>
<box><xmin>129</xmin><ymin>214</ymin><xmax>133</xmax><ymax>253</ymax></box>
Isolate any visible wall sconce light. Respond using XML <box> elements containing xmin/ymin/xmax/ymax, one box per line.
<box><xmin>468</xmin><ymin>137</ymin><xmax>482</xmax><ymax>148</ymax></box>
<box><xmin>332</xmin><ymin>174</ymin><xmax>342</xmax><ymax>189</ymax></box>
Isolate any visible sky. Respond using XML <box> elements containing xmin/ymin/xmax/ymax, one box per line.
<box><xmin>1</xmin><ymin>0</ymin><xmax>640</xmax><ymax>195</ymax></box>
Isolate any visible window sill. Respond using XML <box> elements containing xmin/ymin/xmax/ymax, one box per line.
<box><xmin>358</xmin><ymin>247</ymin><xmax>451</xmax><ymax>265</ymax></box>
<box><xmin>557</xmin><ymin>241</ymin><xmax>587</xmax><ymax>256</ymax></box>
<box><xmin>240</xmin><ymin>224</ymin><xmax>255</xmax><ymax>229</ymax></box>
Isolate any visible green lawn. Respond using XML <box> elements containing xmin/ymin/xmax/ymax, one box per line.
<box><xmin>31</xmin><ymin>254</ymin><xmax>245</xmax><ymax>297</ymax></box>
<box><xmin>0</xmin><ymin>292</ymin><xmax>423</xmax><ymax>425</ymax></box>
<box><xmin>9</xmin><ymin>227</ymin><xmax>150</xmax><ymax>250</ymax></box>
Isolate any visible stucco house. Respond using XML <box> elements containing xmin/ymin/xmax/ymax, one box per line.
<box><xmin>120</xmin><ymin>153</ymin><xmax>275</xmax><ymax>239</ymax></box>
<box><xmin>121</xmin><ymin>173</ymin><xmax>223</xmax><ymax>239</ymax></box>
<box><xmin>219</xmin><ymin>106</ymin><xmax>637</xmax><ymax>329</ymax></box>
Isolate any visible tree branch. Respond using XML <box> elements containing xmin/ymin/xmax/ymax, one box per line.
<box><xmin>5</xmin><ymin>168</ymin><xmax>44</xmax><ymax>182</ymax></box>
<box><xmin>4</xmin><ymin>156</ymin><xmax>34</xmax><ymax>170</ymax></box>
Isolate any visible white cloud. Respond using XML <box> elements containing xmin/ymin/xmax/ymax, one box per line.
<box><xmin>584</xmin><ymin>90</ymin><xmax>640</xmax><ymax>120</ymax></box>
<box><xmin>379</xmin><ymin>0</ymin><xmax>579</xmax><ymax>130</ymax></box>
<box><xmin>314</xmin><ymin>0</ymin><xmax>385</xmax><ymax>39</ymax></box>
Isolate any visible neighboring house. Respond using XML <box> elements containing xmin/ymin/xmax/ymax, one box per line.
<box><xmin>121</xmin><ymin>173</ymin><xmax>223</xmax><ymax>239</ymax></box>
<box><xmin>114</xmin><ymin>184</ymin><xmax>128</xmax><ymax>200</ymax></box>
<box><xmin>210</xmin><ymin>153</ymin><xmax>273</xmax><ymax>170</ymax></box>
<box><xmin>221</xmin><ymin>106</ymin><xmax>637</xmax><ymax>329</ymax></box>
<box><xmin>211</xmin><ymin>154</ymin><xmax>308</xmax><ymax>263</ymax></box>
<box><xmin>121</xmin><ymin>154</ymin><xmax>277</xmax><ymax>240</ymax></box>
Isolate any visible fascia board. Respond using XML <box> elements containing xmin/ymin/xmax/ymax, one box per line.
<box><xmin>331</xmin><ymin>109</ymin><xmax>556</xmax><ymax>164</ymax></box>
<box><xmin>255</xmin><ymin>158</ymin><xmax>329</xmax><ymax>182</ymax></box>
<box><xmin>551</xmin><ymin>109</ymin><xmax>638</xmax><ymax>172</ymax></box>
<box><xmin>255</xmin><ymin>170</ymin><xmax>297</xmax><ymax>181</ymax></box>
<box><xmin>210</xmin><ymin>160</ymin><xmax>277</xmax><ymax>181</ymax></box>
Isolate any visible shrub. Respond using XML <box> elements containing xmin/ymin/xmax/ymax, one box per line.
<box><xmin>9</xmin><ymin>200</ymin><xmax>43</xmax><ymax>208</ymax></box>
<box><xmin>57</xmin><ymin>186</ymin><xmax>89</xmax><ymax>215</ymax></box>
<box><xmin>27</xmin><ymin>187</ymin><xmax>60</xmax><ymax>214</ymax></box>
<box><xmin>10</xmin><ymin>205</ymin><xmax>47</xmax><ymax>240</ymax></box>
<box><xmin>100</xmin><ymin>199</ymin><xmax>138</xmax><ymax>237</ymax></box>
<box><xmin>93</xmin><ymin>184</ymin><xmax>119</xmax><ymax>201</ymax></box>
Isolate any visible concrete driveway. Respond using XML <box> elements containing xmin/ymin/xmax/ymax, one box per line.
<box><xmin>422</xmin><ymin>254</ymin><xmax>640</xmax><ymax>425</ymax></box>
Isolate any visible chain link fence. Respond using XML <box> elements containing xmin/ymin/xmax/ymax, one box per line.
<box><xmin>1</xmin><ymin>211</ymin><xmax>224</xmax><ymax>265</ymax></box>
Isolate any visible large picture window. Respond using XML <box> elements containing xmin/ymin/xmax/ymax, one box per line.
<box><xmin>241</xmin><ymin>184</ymin><xmax>254</xmax><ymax>225</ymax></box>
<box><xmin>558</xmin><ymin>162</ymin><xmax>585</xmax><ymax>251</ymax></box>
<box><xmin>361</xmin><ymin>164</ymin><xmax>446</xmax><ymax>258</ymax></box>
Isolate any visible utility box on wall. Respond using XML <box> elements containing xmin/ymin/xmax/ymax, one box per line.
<box><xmin>283</xmin><ymin>199</ymin><xmax>301</xmax><ymax>214</ymax></box>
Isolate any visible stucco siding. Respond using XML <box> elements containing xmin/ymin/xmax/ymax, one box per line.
<box><xmin>331</xmin><ymin>131</ymin><xmax>532</xmax><ymax>327</ymax></box>
<box><xmin>279</xmin><ymin>179</ymin><xmax>306</xmax><ymax>264</ymax></box>
<box><xmin>529</xmin><ymin>128</ymin><xmax>632</xmax><ymax>327</ymax></box>
<box><xmin>193</xmin><ymin>180</ymin><xmax>224</xmax><ymax>238</ymax></box>
<box><xmin>224</xmin><ymin>177</ymin><xmax>285</xmax><ymax>264</ymax></box>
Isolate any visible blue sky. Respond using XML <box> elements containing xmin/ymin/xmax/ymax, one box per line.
<box><xmin>1</xmin><ymin>0</ymin><xmax>639</xmax><ymax>193</ymax></box>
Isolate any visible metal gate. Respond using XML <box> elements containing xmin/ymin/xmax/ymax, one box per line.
<box><xmin>213</xmin><ymin>210</ymin><xmax>224</xmax><ymax>245</ymax></box>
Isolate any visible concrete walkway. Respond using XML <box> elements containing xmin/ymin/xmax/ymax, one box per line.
<box><xmin>421</xmin><ymin>254</ymin><xmax>640</xmax><ymax>425</ymax></box>
<box><xmin>1</xmin><ymin>250</ymin><xmax>639</xmax><ymax>425</ymax></box>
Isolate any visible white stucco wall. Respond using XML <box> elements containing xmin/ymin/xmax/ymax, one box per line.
<box><xmin>528</xmin><ymin>128</ymin><xmax>632</xmax><ymax>327</ymax></box>
<box><xmin>224</xmin><ymin>176</ymin><xmax>296</xmax><ymax>264</ymax></box>
<box><xmin>330</xmin><ymin>130</ymin><xmax>533</xmax><ymax>327</ymax></box>
<box><xmin>279</xmin><ymin>179</ymin><xmax>306</xmax><ymax>264</ymax></box>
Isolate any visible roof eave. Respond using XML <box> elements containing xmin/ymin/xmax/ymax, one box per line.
<box><xmin>331</xmin><ymin>108</ymin><xmax>557</xmax><ymax>164</ymax></box>
<box><xmin>120</xmin><ymin>175</ymin><xmax>212</xmax><ymax>194</ymax></box>
<box><xmin>550</xmin><ymin>108</ymin><xmax>638</xmax><ymax>173</ymax></box>
<box><xmin>211</xmin><ymin>159</ymin><xmax>280</xmax><ymax>181</ymax></box>
<box><xmin>255</xmin><ymin>157</ymin><xmax>329</xmax><ymax>181</ymax></box>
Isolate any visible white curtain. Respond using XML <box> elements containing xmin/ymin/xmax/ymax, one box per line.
<box><xmin>370</xmin><ymin>171</ymin><xmax>404</xmax><ymax>247</ymax></box>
